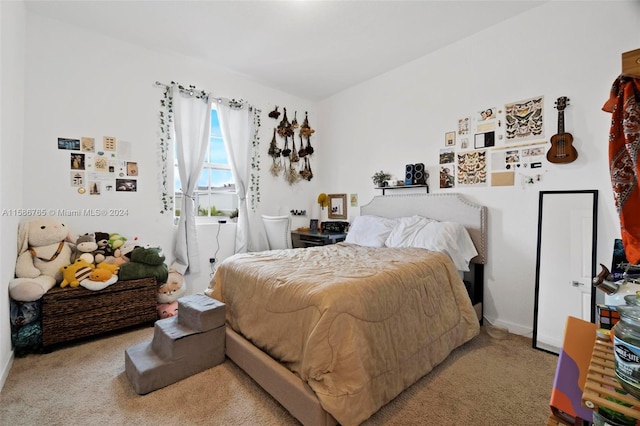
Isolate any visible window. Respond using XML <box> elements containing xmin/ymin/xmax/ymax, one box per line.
<box><xmin>174</xmin><ymin>108</ymin><xmax>238</xmax><ymax>218</ymax></box>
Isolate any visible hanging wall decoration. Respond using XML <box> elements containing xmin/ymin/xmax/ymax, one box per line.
<box><xmin>268</xmin><ymin>106</ymin><xmax>281</xmax><ymax>119</ymax></box>
<box><xmin>457</xmin><ymin>150</ymin><xmax>487</xmax><ymax>187</ymax></box>
<box><xmin>59</xmin><ymin>135</ymin><xmax>139</xmax><ymax>197</ymax></box>
<box><xmin>504</xmin><ymin>96</ymin><xmax>544</xmax><ymax>142</ymax></box>
<box><xmin>268</xmin><ymin>128</ymin><xmax>283</xmax><ymax>177</ymax></box>
<box><xmin>300</xmin><ymin>111</ymin><xmax>315</xmax><ymax>155</ymax></box>
<box><xmin>267</xmin><ymin>106</ymin><xmax>316</xmax><ymax>184</ymax></box>
<box><xmin>440</xmin><ymin>166</ymin><xmax>455</xmax><ymax>189</ymax></box>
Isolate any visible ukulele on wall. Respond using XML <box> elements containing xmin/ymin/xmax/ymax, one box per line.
<box><xmin>547</xmin><ymin>96</ymin><xmax>578</xmax><ymax>164</ymax></box>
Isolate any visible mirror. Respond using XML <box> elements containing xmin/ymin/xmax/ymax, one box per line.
<box><xmin>328</xmin><ymin>193</ymin><xmax>347</xmax><ymax>219</ymax></box>
<box><xmin>533</xmin><ymin>190</ymin><xmax>598</xmax><ymax>354</ymax></box>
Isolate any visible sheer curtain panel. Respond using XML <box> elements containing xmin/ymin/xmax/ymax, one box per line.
<box><xmin>172</xmin><ymin>84</ymin><xmax>212</xmax><ymax>275</ymax></box>
<box><xmin>217</xmin><ymin>101</ymin><xmax>255</xmax><ymax>253</ymax></box>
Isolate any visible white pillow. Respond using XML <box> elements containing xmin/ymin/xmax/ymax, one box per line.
<box><xmin>412</xmin><ymin>221</ymin><xmax>478</xmax><ymax>271</ymax></box>
<box><xmin>345</xmin><ymin>215</ymin><xmax>398</xmax><ymax>248</ymax></box>
<box><xmin>385</xmin><ymin>216</ymin><xmax>434</xmax><ymax>248</ymax></box>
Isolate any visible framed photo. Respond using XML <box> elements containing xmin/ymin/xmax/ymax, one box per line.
<box><xmin>116</xmin><ymin>178</ymin><xmax>137</xmax><ymax>192</ymax></box>
<box><xmin>126</xmin><ymin>161</ymin><xmax>138</xmax><ymax>176</ymax></box>
<box><xmin>474</xmin><ymin>131</ymin><xmax>495</xmax><ymax>149</ymax></box>
<box><xmin>328</xmin><ymin>193</ymin><xmax>347</xmax><ymax>220</ymax></box>
<box><xmin>445</xmin><ymin>131</ymin><xmax>456</xmax><ymax>147</ymax></box>
<box><xmin>81</xmin><ymin>137</ymin><xmax>95</xmax><ymax>152</ymax></box>
<box><xmin>58</xmin><ymin>138</ymin><xmax>80</xmax><ymax>150</ymax></box>
<box><xmin>71</xmin><ymin>153</ymin><xmax>85</xmax><ymax>170</ymax></box>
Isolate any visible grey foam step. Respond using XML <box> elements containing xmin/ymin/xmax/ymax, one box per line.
<box><xmin>178</xmin><ymin>294</ymin><xmax>225</xmax><ymax>332</ymax></box>
<box><xmin>151</xmin><ymin>316</ymin><xmax>202</xmax><ymax>361</ymax></box>
<box><xmin>125</xmin><ymin>324</ymin><xmax>225</xmax><ymax>395</ymax></box>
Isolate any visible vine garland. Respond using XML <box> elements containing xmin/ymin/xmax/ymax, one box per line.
<box><xmin>158</xmin><ymin>85</ymin><xmax>174</xmax><ymax>214</ymax></box>
<box><xmin>250</xmin><ymin>107</ymin><xmax>262</xmax><ymax>212</ymax></box>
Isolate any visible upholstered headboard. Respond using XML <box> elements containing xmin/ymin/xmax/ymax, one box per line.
<box><xmin>359</xmin><ymin>193</ymin><xmax>488</xmax><ymax>264</ymax></box>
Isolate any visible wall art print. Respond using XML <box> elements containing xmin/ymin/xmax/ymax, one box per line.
<box><xmin>456</xmin><ymin>150</ymin><xmax>487</xmax><ymax>187</ymax></box>
<box><xmin>504</xmin><ymin>96</ymin><xmax>544</xmax><ymax>142</ymax></box>
<box><xmin>457</xmin><ymin>117</ymin><xmax>470</xmax><ymax>136</ymax></box>
<box><xmin>445</xmin><ymin>131</ymin><xmax>456</xmax><ymax>147</ymax></box>
<box><xmin>440</xmin><ymin>165</ymin><xmax>455</xmax><ymax>189</ymax></box>
<box><xmin>439</xmin><ymin>147</ymin><xmax>455</xmax><ymax>164</ymax></box>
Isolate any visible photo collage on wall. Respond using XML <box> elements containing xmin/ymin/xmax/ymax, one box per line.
<box><xmin>58</xmin><ymin>136</ymin><xmax>138</xmax><ymax>195</ymax></box>
<box><xmin>439</xmin><ymin>95</ymin><xmax>547</xmax><ymax>189</ymax></box>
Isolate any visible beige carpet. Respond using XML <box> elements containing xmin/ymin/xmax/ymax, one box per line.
<box><xmin>0</xmin><ymin>325</ymin><xmax>558</xmax><ymax>425</ymax></box>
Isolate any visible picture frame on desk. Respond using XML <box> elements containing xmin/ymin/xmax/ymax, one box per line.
<box><xmin>309</xmin><ymin>219</ymin><xmax>319</xmax><ymax>233</ymax></box>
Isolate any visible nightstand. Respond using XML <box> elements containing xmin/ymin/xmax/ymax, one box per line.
<box><xmin>291</xmin><ymin>230</ymin><xmax>347</xmax><ymax>248</ymax></box>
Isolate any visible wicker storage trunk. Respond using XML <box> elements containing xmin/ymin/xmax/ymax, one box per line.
<box><xmin>42</xmin><ymin>277</ymin><xmax>157</xmax><ymax>348</ymax></box>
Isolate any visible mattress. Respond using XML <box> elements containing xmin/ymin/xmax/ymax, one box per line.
<box><xmin>210</xmin><ymin>243</ymin><xmax>480</xmax><ymax>425</ymax></box>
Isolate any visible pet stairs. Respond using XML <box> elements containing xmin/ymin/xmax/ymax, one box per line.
<box><xmin>125</xmin><ymin>293</ymin><xmax>225</xmax><ymax>395</ymax></box>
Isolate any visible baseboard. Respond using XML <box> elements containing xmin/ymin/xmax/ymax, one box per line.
<box><xmin>483</xmin><ymin>316</ymin><xmax>532</xmax><ymax>338</ymax></box>
<box><xmin>0</xmin><ymin>350</ymin><xmax>15</xmax><ymax>393</ymax></box>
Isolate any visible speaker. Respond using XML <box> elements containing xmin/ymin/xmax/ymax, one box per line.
<box><xmin>405</xmin><ymin>164</ymin><xmax>414</xmax><ymax>186</ymax></box>
<box><xmin>413</xmin><ymin>163</ymin><xmax>426</xmax><ymax>184</ymax></box>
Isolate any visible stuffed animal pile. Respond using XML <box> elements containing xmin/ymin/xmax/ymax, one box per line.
<box><xmin>117</xmin><ymin>246</ymin><xmax>185</xmax><ymax>319</ymax></box>
<box><xmin>9</xmin><ymin>217</ymin><xmax>187</xmax><ymax>353</ymax></box>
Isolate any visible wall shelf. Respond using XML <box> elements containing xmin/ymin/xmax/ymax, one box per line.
<box><xmin>375</xmin><ymin>184</ymin><xmax>429</xmax><ymax>195</ymax></box>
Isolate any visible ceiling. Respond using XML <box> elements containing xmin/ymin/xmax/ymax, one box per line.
<box><xmin>24</xmin><ymin>0</ymin><xmax>546</xmax><ymax>101</ymax></box>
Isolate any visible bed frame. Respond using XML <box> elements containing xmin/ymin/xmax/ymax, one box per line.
<box><xmin>225</xmin><ymin>193</ymin><xmax>487</xmax><ymax>426</ymax></box>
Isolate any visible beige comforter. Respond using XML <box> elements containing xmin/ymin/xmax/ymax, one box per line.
<box><xmin>209</xmin><ymin>243</ymin><xmax>479</xmax><ymax>425</ymax></box>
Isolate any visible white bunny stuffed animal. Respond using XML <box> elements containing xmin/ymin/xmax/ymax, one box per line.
<box><xmin>9</xmin><ymin>218</ymin><xmax>75</xmax><ymax>301</ymax></box>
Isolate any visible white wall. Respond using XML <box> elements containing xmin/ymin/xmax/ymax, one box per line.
<box><xmin>21</xmin><ymin>12</ymin><xmax>323</xmax><ymax>293</ymax></box>
<box><xmin>2</xmin><ymin>0</ymin><xmax>640</xmax><ymax>390</ymax></box>
<box><xmin>1</xmin><ymin>7</ymin><xmax>323</xmax><ymax>387</ymax></box>
<box><xmin>318</xmin><ymin>1</ymin><xmax>640</xmax><ymax>335</ymax></box>
<box><xmin>0</xmin><ymin>0</ymin><xmax>26</xmax><ymax>391</ymax></box>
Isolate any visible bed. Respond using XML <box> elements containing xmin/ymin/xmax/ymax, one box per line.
<box><xmin>206</xmin><ymin>193</ymin><xmax>487</xmax><ymax>425</ymax></box>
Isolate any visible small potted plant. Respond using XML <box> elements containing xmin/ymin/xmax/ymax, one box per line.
<box><xmin>371</xmin><ymin>170</ymin><xmax>391</xmax><ymax>187</ymax></box>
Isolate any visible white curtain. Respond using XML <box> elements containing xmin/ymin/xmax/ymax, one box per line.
<box><xmin>217</xmin><ymin>101</ymin><xmax>254</xmax><ymax>253</ymax></box>
<box><xmin>171</xmin><ymin>84</ymin><xmax>212</xmax><ymax>274</ymax></box>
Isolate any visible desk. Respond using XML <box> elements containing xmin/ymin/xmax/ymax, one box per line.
<box><xmin>291</xmin><ymin>230</ymin><xmax>347</xmax><ymax>248</ymax></box>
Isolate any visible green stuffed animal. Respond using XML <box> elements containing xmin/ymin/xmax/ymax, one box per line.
<box><xmin>118</xmin><ymin>246</ymin><xmax>168</xmax><ymax>283</ymax></box>
<box><xmin>108</xmin><ymin>233</ymin><xmax>127</xmax><ymax>257</ymax></box>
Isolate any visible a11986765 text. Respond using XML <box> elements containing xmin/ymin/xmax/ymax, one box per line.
<box><xmin>1</xmin><ymin>208</ymin><xmax>129</xmax><ymax>217</ymax></box>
